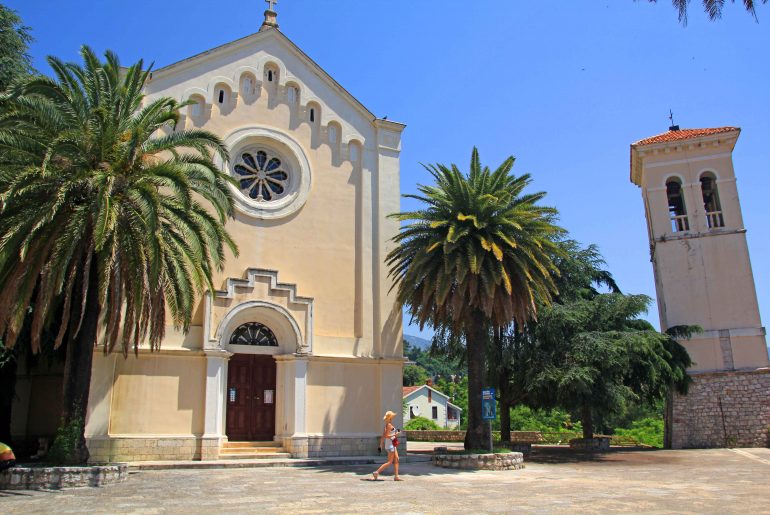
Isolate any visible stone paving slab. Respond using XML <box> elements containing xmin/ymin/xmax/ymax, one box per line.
<box><xmin>2</xmin><ymin>448</ymin><xmax>769</xmax><ymax>514</ymax></box>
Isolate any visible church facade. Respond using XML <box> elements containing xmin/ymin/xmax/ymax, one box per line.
<box><xmin>630</xmin><ymin>126</ymin><xmax>770</xmax><ymax>448</ymax></box>
<box><xmin>76</xmin><ymin>10</ymin><xmax>404</xmax><ymax>461</ymax></box>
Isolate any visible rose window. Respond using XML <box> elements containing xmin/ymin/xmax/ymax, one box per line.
<box><xmin>233</xmin><ymin>150</ymin><xmax>290</xmax><ymax>202</ymax></box>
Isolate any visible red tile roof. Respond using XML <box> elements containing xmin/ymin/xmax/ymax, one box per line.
<box><xmin>633</xmin><ymin>127</ymin><xmax>738</xmax><ymax>146</ymax></box>
<box><xmin>402</xmin><ymin>386</ymin><xmax>421</xmax><ymax>396</ymax></box>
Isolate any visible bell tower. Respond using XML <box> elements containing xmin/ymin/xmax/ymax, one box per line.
<box><xmin>631</xmin><ymin>125</ymin><xmax>770</xmax><ymax>448</ymax></box>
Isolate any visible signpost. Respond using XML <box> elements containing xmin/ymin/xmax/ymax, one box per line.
<box><xmin>482</xmin><ymin>387</ymin><xmax>496</xmax><ymax>453</ymax></box>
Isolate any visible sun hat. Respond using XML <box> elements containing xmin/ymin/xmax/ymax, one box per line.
<box><xmin>383</xmin><ymin>410</ymin><xmax>397</xmax><ymax>420</ymax></box>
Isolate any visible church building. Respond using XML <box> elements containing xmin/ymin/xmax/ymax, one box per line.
<box><xmin>631</xmin><ymin>125</ymin><xmax>770</xmax><ymax>448</ymax></box>
<box><xmin>12</xmin><ymin>5</ymin><xmax>405</xmax><ymax>462</ymax></box>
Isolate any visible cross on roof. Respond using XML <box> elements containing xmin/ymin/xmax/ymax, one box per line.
<box><xmin>266</xmin><ymin>0</ymin><xmax>277</xmax><ymax>11</ymax></box>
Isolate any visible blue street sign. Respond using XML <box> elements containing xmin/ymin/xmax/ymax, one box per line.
<box><xmin>482</xmin><ymin>387</ymin><xmax>496</xmax><ymax>420</ymax></box>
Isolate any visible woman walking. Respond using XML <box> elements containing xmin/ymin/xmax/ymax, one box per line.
<box><xmin>372</xmin><ymin>410</ymin><xmax>403</xmax><ymax>481</ymax></box>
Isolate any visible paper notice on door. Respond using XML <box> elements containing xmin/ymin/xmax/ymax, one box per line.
<box><xmin>264</xmin><ymin>389</ymin><xmax>274</xmax><ymax>404</ymax></box>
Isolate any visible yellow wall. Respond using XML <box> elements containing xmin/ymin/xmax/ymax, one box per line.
<box><xmin>108</xmin><ymin>355</ymin><xmax>205</xmax><ymax>435</ymax></box>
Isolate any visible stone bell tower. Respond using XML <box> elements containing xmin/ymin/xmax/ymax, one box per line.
<box><xmin>630</xmin><ymin>125</ymin><xmax>770</xmax><ymax>448</ymax></box>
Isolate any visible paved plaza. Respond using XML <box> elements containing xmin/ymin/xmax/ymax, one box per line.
<box><xmin>2</xmin><ymin>447</ymin><xmax>770</xmax><ymax>514</ymax></box>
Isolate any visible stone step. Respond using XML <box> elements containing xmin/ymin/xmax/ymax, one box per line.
<box><xmin>220</xmin><ymin>446</ymin><xmax>285</xmax><ymax>454</ymax></box>
<box><xmin>222</xmin><ymin>441</ymin><xmax>280</xmax><ymax>449</ymax></box>
<box><xmin>218</xmin><ymin>452</ymin><xmax>292</xmax><ymax>460</ymax></box>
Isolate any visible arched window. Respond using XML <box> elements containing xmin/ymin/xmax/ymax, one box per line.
<box><xmin>700</xmin><ymin>173</ymin><xmax>724</xmax><ymax>228</ymax></box>
<box><xmin>666</xmin><ymin>178</ymin><xmax>689</xmax><ymax>232</ymax></box>
<box><xmin>287</xmin><ymin>85</ymin><xmax>299</xmax><ymax>105</ymax></box>
<box><xmin>349</xmin><ymin>141</ymin><xmax>362</xmax><ymax>164</ymax></box>
<box><xmin>328</xmin><ymin>124</ymin><xmax>339</xmax><ymax>145</ymax></box>
<box><xmin>309</xmin><ymin>108</ymin><xmax>315</xmax><ymax>123</ymax></box>
<box><xmin>218</xmin><ymin>89</ymin><xmax>225</xmax><ymax>104</ymax></box>
<box><xmin>242</xmin><ymin>75</ymin><xmax>256</xmax><ymax>96</ymax></box>
<box><xmin>229</xmin><ymin>322</ymin><xmax>278</xmax><ymax>346</ymax></box>
<box><xmin>188</xmin><ymin>95</ymin><xmax>204</xmax><ymax>118</ymax></box>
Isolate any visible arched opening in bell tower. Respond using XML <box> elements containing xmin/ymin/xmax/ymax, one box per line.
<box><xmin>699</xmin><ymin>172</ymin><xmax>724</xmax><ymax>229</ymax></box>
<box><xmin>666</xmin><ymin>177</ymin><xmax>689</xmax><ymax>232</ymax></box>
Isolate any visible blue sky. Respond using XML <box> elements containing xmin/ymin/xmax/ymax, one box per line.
<box><xmin>9</xmin><ymin>0</ymin><xmax>769</xmax><ymax>340</ymax></box>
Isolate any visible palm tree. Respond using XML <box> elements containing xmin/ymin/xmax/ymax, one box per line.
<box><xmin>387</xmin><ymin>148</ymin><xmax>564</xmax><ymax>449</ymax></box>
<box><xmin>650</xmin><ymin>0</ymin><xmax>767</xmax><ymax>24</ymax></box>
<box><xmin>0</xmin><ymin>46</ymin><xmax>238</xmax><ymax>463</ymax></box>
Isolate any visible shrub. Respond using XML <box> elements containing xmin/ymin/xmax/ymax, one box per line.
<box><xmin>47</xmin><ymin>416</ymin><xmax>84</xmax><ymax>464</ymax></box>
<box><xmin>404</xmin><ymin>416</ymin><xmax>442</xmax><ymax>431</ymax></box>
<box><xmin>613</xmin><ymin>417</ymin><xmax>664</xmax><ymax>448</ymax></box>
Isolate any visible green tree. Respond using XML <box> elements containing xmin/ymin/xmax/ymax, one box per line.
<box><xmin>0</xmin><ymin>2</ymin><xmax>36</xmax><ymax>446</ymax></box>
<box><xmin>403</xmin><ymin>364</ymin><xmax>429</xmax><ymax>386</ymax></box>
<box><xmin>387</xmin><ymin>148</ymin><xmax>563</xmax><ymax>449</ymax></box>
<box><xmin>491</xmin><ymin>240</ymin><xmax>619</xmax><ymax>442</ymax></box>
<box><xmin>647</xmin><ymin>0</ymin><xmax>767</xmax><ymax>24</ymax></box>
<box><xmin>530</xmin><ymin>293</ymin><xmax>694</xmax><ymax>439</ymax></box>
<box><xmin>0</xmin><ymin>4</ymin><xmax>33</xmax><ymax>91</ymax></box>
<box><xmin>0</xmin><ymin>47</ymin><xmax>238</xmax><ymax>463</ymax></box>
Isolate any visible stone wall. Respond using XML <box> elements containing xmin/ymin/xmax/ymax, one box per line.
<box><xmin>404</xmin><ymin>430</ymin><xmax>465</xmax><ymax>442</ymax></box>
<box><xmin>671</xmin><ymin>368</ymin><xmax>770</xmax><ymax>448</ymax></box>
<box><xmin>282</xmin><ymin>435</ymin><xmax>385</xmax><ymax>458</ymax></box>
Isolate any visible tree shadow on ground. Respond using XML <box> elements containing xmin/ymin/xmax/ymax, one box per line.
<box><xmin>0</xmin><ymin>489</ymin><xmax>36</xmax><ymax>497</ymax></box>
<box><xmin>526</xmin><ymin>445</ymin><xmax>659</xmax><ymax>464</ymax></box>
<box><xmin>297</xmin><ymin>458</ymin><xmax>495</xmax><ymax>478</ymax></box>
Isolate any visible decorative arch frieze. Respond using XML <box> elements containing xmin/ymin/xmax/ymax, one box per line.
<box><xmin>175</xmin><ymin>59</ymin><xmax>367</xmax><ymax>168</ymax></box>
<box><xmin>204</xmin><ymin>268</ymin><xmax>314</xmax><ymax>355</ymax></box>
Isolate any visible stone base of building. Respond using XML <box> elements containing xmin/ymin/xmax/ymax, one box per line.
<box><xmin>86</xmin><ymin>436</ymin><xmax>221</xmax><ymax>463</ymax></box>
<box><xmin>669</xmin><ymin>368</ymin><xmax>770</xmax><ymax>448</ymax></box>
<box><xmin>86</xmin><ymin>434</ymin><xmax>388</xmax><ymax>462</ymax></box>
<box><xmin>281</xmin><ymin>434</ymin><xmax>387</xmax><ymax>458</ymax></box>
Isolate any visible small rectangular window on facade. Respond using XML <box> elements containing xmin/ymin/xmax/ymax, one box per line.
<box><xmin>432</xmin><ymin>406</ymin><xmax>438</xmax><ymax>419</ymax></box>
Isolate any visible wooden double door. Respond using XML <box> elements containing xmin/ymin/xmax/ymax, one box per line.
<box><xmin>226</xmin><ymin>354</ymin><xmax>276</xmax><ymax>441</ymax></box>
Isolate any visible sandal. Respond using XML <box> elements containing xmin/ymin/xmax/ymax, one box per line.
<box><xmin>394</xmin><ymin>476</ymin><xmax>404</xmax><ymax>481</ymax></box>
<box><xmin>371</xmin><ymin>471</ymin><xmax>379</xmax><ymax>481</ymax></box>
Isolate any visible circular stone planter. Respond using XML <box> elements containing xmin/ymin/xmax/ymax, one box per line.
<box><xmin>0</xmin><ymin>463</ymin><xmax>128</xmax><ymax>490</ymax></box>
<box><xmin>432</xmin><ymin>452</ymin><xmax>524</xmax><ymax>471</ymax></box>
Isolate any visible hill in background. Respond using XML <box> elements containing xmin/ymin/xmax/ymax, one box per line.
<box><xmin>404</xmin><ymin>334</ymin><xmax>432</xmax><ymax>351</ymax></box>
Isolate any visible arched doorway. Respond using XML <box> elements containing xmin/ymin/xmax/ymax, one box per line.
<box><xmin>225</xmin><ymin>322</ymin><xmax>278</xmax><ymax>441</ymax></box>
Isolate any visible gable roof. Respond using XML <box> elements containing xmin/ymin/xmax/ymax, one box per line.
<box><xmin>148</xmin><ymin>28</ymin><xmax>386</xmax><ymax>124</ymax></box>
<box><xmin>402</xmin><ymin>386</ymin><xmax>421</xmax><ymax>397</ymax></box>
<box><xmin>633</xmin><ymin>127</ymin><xmax>739</xmax><ymax>146</ymax></box>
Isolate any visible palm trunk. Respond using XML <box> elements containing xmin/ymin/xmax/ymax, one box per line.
<box><xmin>0</xmin><ymin>352</ymin><xmax>17</xmax><ymax>444</ymax></box>
<box><xmin>58</xmin><ymin>256</ymin><xmax>99</xmax><ymax>464</ymax></box>
<box><xmin>581</xmin><ymin>404</ymin><xmax>594</xmax><ymax>439</ymax></box>
<box><xmin>464</xmin><ymin>314</ymin><xmax>490</xmax><ymax>450</ymax></box>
